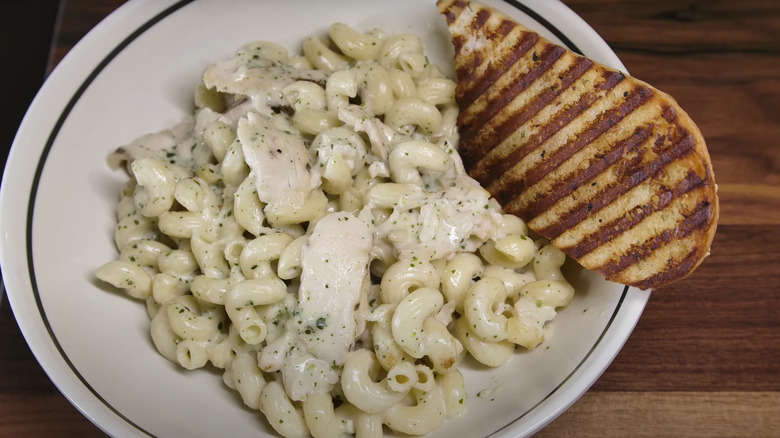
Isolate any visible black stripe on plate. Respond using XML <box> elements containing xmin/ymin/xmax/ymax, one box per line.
<box><xmin>26</xmin><ymin>1</ymin><xmax>196</xmax><ymax>436</ymax></box>
<box><xmin>503</xmin><ymin>0</ymin><xmax>585</xmax><ymax>55</ymax></box>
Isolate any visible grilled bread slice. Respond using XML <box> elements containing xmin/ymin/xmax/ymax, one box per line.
<box><xmin>437</xmin><ymin>0</ymin><xmax>718</xmax><ymax>290</ymax></box>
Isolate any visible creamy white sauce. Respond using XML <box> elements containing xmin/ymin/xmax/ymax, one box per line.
<box><xmin>374</xmin><ymin>175</ymin><xmax>503</xmax><ymax>261</ymax></box>
<box><xmin>108</xmin><ymin>118</ymin><xmax>195</xmax><ymax>170</ymax></box>
<box><xmin>203</xmin><ymin>57</ymin><xmax>326</xmax><ymax>109</ymax></box>
<box><xmin>338</xmin><ymin>104</ymin><xmax>401</xmax><ymax>160</ymax></box>
<box><xmin>310</xmin><ymin>126</ymin><xmax>368</xmax><ymax>178</ymax></box>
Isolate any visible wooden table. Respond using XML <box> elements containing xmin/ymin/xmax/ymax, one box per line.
<box><xmin>1</xmin><ymin>0</ymin><xmax>778</xmax><ymax>436</ymax></box>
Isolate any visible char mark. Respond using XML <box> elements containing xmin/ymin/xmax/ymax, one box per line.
<box><xmin>487</xmin><ymin>81</ymin><xmax>647</xmax><ymax>203</ymax></box>
<box><xmin>563</xmin><ymin>169</ymin><xmax>707</xmax><ymax>259</ymax></box>
<box><xmin>522</xmin><ymin>123</ymin><xmax>654</xmax><ymax>220</ymax></box>
<box><xmin>598</xmin><ymin>197</ymin><xmax>714</xmax><ymax>280</ymax></box>
<box><xmin>533</xmin><ymin>125</ymin><xmax>696</xmax><ymax>239</ymax></box>
<box><xmin>460</xmin><ymin>53</ymin><xmax>593</xmax><ymax>151</ymax></box>
<box><xmin>457</xmin><ymin>32</ymin><xmax>539</xmax><ymax>109</ymax></box>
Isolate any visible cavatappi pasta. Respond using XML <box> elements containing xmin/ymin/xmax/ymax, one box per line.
<box><xmin>96</xmin><ymin>23</ymin><xmax>575</xmax><ymax>438</ymax></box>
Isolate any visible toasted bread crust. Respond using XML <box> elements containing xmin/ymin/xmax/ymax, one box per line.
<box><xmin>438</xmin><ymin>0</ymin><xmax>718</xmax><ymax>290</ymax></box>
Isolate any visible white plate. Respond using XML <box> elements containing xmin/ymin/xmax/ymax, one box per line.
<box><xmin>0</xmin><ymin>0</ymin><xmax>651</xmax><ymax>437</ymax></box>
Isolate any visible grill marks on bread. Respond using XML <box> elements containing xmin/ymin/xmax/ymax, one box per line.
<box><xmin>438</xmin><ymin>0</ymin><xmax>718</xmax><ymax>290</ymax></box>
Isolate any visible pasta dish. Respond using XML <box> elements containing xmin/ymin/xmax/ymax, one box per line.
<box><xmin>96</xmin><ymin>22</ymin><xmax>575</xmax><ymax>437</ymax></box>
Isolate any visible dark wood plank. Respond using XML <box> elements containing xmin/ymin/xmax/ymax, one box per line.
<box><xmin>562</xmin><ymin>0</ymin><xmax>780</xmax><ymax>54</ymax></box>
<box><xmin>47</xmin><ymin>0</ymin><xmax>128</xmax><ymax>70</ymax></box>
<box><xmin>594</xmin><ymin>224</ymin><xmax>780</xmax><ymax>391</ymax></box>
<box><xmin>0</xmin><ymin>296</ymin><xmax>105</xmax><ymax>436</ymax></box>
<box><xmin>0</xmin><ymin>392</ymin><xmax>105</xmax><ymax>437</ymax></box>
<box><xmin>537</xmin><ymin>392</ymin><xmax>780</xmax><ymax>437</ymax></box>
<box><xmin>0</xmin><ymin>1</ymin><xmax>60</xmax><ymax>177</ymax></box>
<box><xmin>0</xmin><ymin>299</ymin><xmax>58</xmax><ymax>393</ymax></box>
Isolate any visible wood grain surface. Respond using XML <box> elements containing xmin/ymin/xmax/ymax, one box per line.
<box><xmin>1</xmin><ymin>0</ymin><xmax>778</xmax><ymax>436</ymax></box>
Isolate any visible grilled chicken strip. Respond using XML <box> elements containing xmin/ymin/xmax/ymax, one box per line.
<box><xmin>438</xmin><ymin>0</ymin><xmax>718</xmax><ymax>290</ymax></box>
